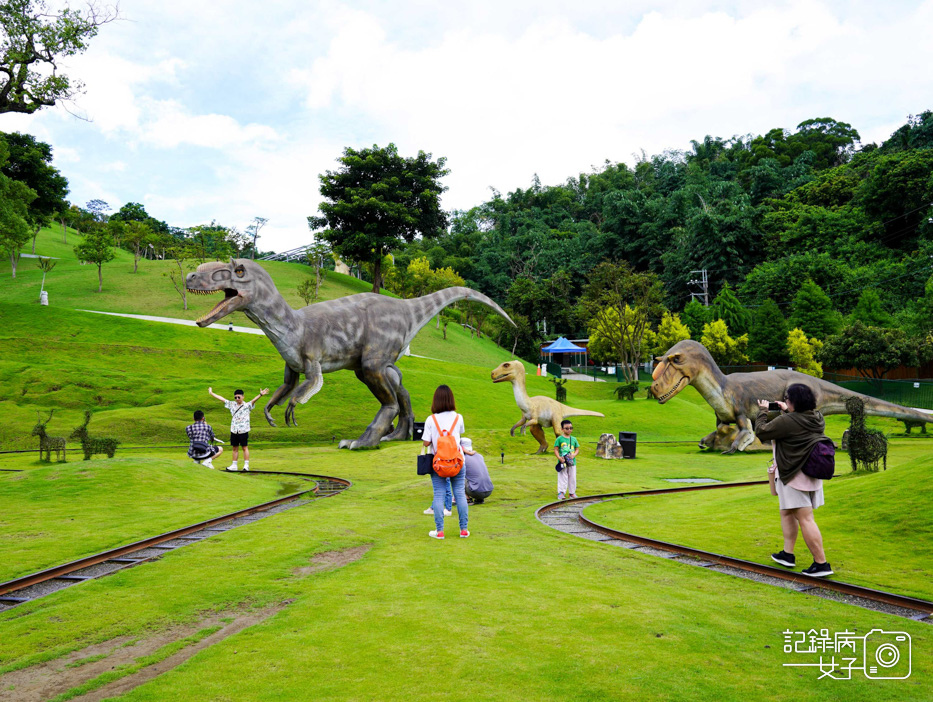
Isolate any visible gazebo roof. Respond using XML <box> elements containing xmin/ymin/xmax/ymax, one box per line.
<box><xmin>542</xmin><ymin>337</ymin><xmax>587</xmax><ymax>352</ymax></box>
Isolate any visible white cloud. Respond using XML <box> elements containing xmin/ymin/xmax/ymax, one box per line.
<box><xmin>9</xmin><ymin>0</ymin><xmax>933</xmax><ymax>252</ymax></box>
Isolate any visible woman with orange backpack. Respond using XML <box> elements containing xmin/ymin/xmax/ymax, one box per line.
<box><xmin>421</xmin><ymin>385</ymin><xmax>469</xmax><ymax>539</ymax></box>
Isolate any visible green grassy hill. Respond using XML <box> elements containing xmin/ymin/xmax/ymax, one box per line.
<box><xmin>1</xmin><ymin>238</ymin><xmax>931</xmax><ymax>700</ymax></box>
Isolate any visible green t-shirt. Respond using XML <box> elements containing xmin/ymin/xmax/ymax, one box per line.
<box><xmin>554</xmin><ymin>435</ymin><xmax>580</xmax><ymax>457</ymax></box>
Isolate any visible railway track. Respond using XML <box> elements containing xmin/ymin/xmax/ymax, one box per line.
<box><xmin>0</xmin><ymin>470</ymin><xmax>350</xmax><ymax>612</ymax></box>
<box><xmin>537</xmin><ymin>481</ymin><xmax>933</xmax><ymax>622</ymax></box>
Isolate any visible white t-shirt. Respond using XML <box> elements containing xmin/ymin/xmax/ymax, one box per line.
<box><xmin>422</xmin><ymin>411</ymin><xmax>465</xmax><ymax>455</ymax></box>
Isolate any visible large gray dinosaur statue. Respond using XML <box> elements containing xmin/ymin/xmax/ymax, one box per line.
<box><xmin>651</xmin><ymin>340</ymin><xmax>932</xmax><ymax>454</ymax></box>
<box><xmin>185</xmin><ymin>259</ymin><xmax>514</xmax><ymax>449</ymax></box>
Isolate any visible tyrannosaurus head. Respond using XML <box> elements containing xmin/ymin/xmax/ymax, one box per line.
<box><xmin>650</xmin><ymin>340</ymin><xmax>710</xmax><ymax>404</ymax></box>
<box><xmin>491</xmin><ymin>361</ymin><xmax>526</xmax><ymax>384</ymax></box>
<box><xmin>185</xmin><ymin>259</ymin><xmax>274</xmax><ymax>327</ymax></box>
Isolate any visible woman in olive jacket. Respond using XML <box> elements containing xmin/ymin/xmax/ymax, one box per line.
<box><xmin>755</xmin><ymin>383</ymin><xmax>834</xmax><ymax>578</ymax></box>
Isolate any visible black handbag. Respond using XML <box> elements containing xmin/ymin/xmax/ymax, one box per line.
<box><xmin>417</xmin><ymin>451</ymin><xmax>435</xmax><ymax>476</ymax></box>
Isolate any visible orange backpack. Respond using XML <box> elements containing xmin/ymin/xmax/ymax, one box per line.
<box><xmin>431</xmin><ymin>414</ymin><xmax>463</xmax><ymax>478</ymax></box>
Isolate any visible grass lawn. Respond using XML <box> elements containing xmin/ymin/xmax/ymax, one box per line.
<box><xmin>0</xmin><ymin>457</ymin><xmax>299</xmax><ymax>582</ymax></box>
<box><xmin>0</xmin><ymin>246</ymin><xmax>930</xmax><ymax>700</ymax></box>
<box><xmin>584</xmin><ymin>440</ymin><xmax>933</xmax><ymax>601</ymax></box>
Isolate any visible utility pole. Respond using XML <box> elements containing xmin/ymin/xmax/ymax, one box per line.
<box><xmin>688</xmin><ymin>269</ymin><xmax>709</xmax><ymax>306</ymax></box>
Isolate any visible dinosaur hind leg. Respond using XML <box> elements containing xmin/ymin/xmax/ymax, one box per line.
<box><xmin>528</xmin><ymin>424</ymin><xmax>549</xmax><ymax>454</ymax></box>
<box><xmin>340</xmin><ymin>365</ymin><xmax>400</xmax><ymax>449</ymax></box>
<box><xmin>284</xmin><ymin>361</ymin><xmax>323</xmax><ymax>427</ymax></box>
<box><xmin>265</xmin><ymin>365</ymin><xmax>300</xmax><ymax>427</ymax></box>
<box><xmin>380</xmin><ymin>364</ymin><xmax>414</xmax><ymax>442</ymax></box>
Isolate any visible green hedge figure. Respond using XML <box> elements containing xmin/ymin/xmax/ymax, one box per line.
<box><xmin>901</xmin><ymin>419</ymin><xmax>927</xmax><ymax>435</ymax></box>
<box><xmin>550</xmin><ymin>377</ymin><xmax>567</xmax><ymax>403</ymax></box>
<box><xmin>614</xmin><ymin>382</ymin><xmax>639</xmax><ymax>401</ymax></box>
<box><xmin>70</xmin><ymin>411</ymin><xmax>119</xmax><ymax>460</ymax></box>
<box><xmin>845</xmin><ymin>396</ymin><xmax>887</xmax><ymax>472</ymax></box>
<box><xmin>31</xmin><ymin>410</ymin><xmax>66</xmax><ymax>462</ymax></box>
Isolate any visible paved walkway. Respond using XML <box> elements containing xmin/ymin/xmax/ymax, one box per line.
<box><xmin>78</xmin><ymin>309</ymin><xmax>265</xmax><ymax>335</ymax></box>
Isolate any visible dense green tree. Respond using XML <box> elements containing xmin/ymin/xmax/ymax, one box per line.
<box><xmin>856</xmin><ymin>150</ymin><xmax>933</xmax><ymax>250</ymax></box>
<box><xmin>0</xmin><ymin>139</ymin><xmax>36</xmax><ymax>278</ymax></box>
<box><xmin>309</xmin><ymin>143</ymin><xmax>449</xmax><ymax>293</ymax></box>
<box><xmin>680</xmin><ymin>299</ymin><xmax>711</xmax><ymax>340</ymax></box>
<box><xmin>748</xmin><ymin>299</ymin><xmax>788</xmax><ymax>364</ymax></box>
<box><xmin>700</xmin><ymin>319</ymin><xmax>748</xmax><ymax>366</ymax></box>
<box><xmin>578</xmin><ymin>261</ymin><xmax>664</xmax><ymax>383</ymax></box>
<box><xmin>73</xmin><ymin>229</ymin><xmax>115</xmax><ymax>292</ymax></box>
<box><xmin>653</xmin><ymin>312</ymin><xmax>691</xmax><ymax>356</ymax></box>
<box><xmin>788</xmin><ymin>280</ymin><xmax>840</xmax><ymax>339</ymax></box>
<box><xmin>0</xmin><ymin>0</ymin><xmax>117</xmax><ymax>114</ymax></box>
<box><xmin>786</xmin><ymin>328</ymin><xmax>823</xmax><ymax>378</ymax></box>
<box><xmin>850</xmin><ymin>289</ymin><xmax>892</xmax><ymax>327</ymax></box>
<box><xmin>820</xmin><ymin>322</ymin><xmax>916</xmax><ymax>380</ymax></box>
<box><xmin>710</xmin><ymin>282</ymin><xmax>751</xmax><ymax>336</ymax></box>
<box><xmin>0</xmin><ymin>131</ymin><xmax>68</xmax><ymax>252</ymax></box>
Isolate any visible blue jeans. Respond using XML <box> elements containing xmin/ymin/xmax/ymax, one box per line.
<box><xmin>431</xmin><ymin>470</ymin><xmax>468</xmax><ymax>532</ymax></box>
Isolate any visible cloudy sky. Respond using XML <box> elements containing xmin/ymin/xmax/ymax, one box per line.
<box><xmin>3</xmin><ymin>0</ymin><xmax>932</xmax><ymax>252</ymax></box>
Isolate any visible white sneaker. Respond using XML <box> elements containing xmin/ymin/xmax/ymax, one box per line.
<box><xmin>423</xmin><ymin>507</ymin><xmax>434</xmax><ymax>515</ymax></box>
<box><xmin>203</xmin><ymin>459</ymin><xmax>215</xmax><ymax>469</ymax></box>
<box><xmin>226</xmin><ymin>463</ymin><xmax>238</xmax><ymax>472</ymax></box>
<box><xmin>444</xmin><ymin>509</ymin><xmax>452</xmax><ymax>517</ymax></box>
<box><xmin>429</xmin><ymin>530</ymin><xmax>444</xmax><ymax>540</ymax></box>
<box><xmin>243</xmin><ymin>462</ymin><xmax>250</xmax><ymax>471</ymax></box>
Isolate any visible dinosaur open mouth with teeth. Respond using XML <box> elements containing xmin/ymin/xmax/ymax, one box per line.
<box><xmin>188</xmin><ymin>287</ymin><xmax>241</xmax><ymax>325</ymax></box>
<box><xmin>491</xmin><ymin>373</ymin><xmax>509</xmax><ymax>383</ymax></box>
<box><xmin>655</xmin><ymin>375</ymin><xmax>687</xmax><ymax>403</ymax></box>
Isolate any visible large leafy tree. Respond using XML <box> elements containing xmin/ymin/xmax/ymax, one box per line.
<box><xmin>0</xmin><ymin>0</ymin><xmax>117</xmax><ymax>114</ymax></box>
<box><xmin>0</xmin><ymin>131</ymin><xmax>68</xmax><ymax>251</ymax></box>
<box><xmin>820</xmin><ymin>322</ymin><xmax>916</xmax><ymax>380</ymax></box>
<box><xmin>700</xmin><ymin>319</ymin><xmax>748</xmax><ymax>366</ymax></box>
<box><xmin>748</xmin><ymin>298</ymin><xmax>788</xmax><ymax>365</ymax></box>
<box><xmin>680</xmin><ymin>299</ymin><xmax>711</xmax><ymax>340</ymax></box>
<box><xmin>579</xmin><ymin>260</ymin><xmax>664</xmax><ymax>383</ymax></box>
<box><xmin>308</xmin><ymin>143</ymin><xmax>449</xmax><ymax>294</ymax></box>
<box><xmin>850</xmin><ymin>288</ymin><xmax>892</xmax><ymax>327</ymax></box>
<box><xmin>710</xmin><ymin>282</ymin><xmax>751</xmax><ymax>336</ymax></box>
<box><xmin>0</xmin><ymin>138</ymin><xmax>35</xmax><ymax>277</ymax></box>
<box><xmin>789</xmin><ymin>279</ymin><xmax>839</xmax><ymax>339</ymax></box>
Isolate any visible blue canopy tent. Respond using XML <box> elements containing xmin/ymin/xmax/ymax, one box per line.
<box><xmin>542</xmin><ymin>337</ymin><xmax>588</xmax><ymax>369</ymax></box>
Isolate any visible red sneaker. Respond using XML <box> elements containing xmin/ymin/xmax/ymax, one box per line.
<box><xmin>429</xmin><ymin>530</ymin><xmax>444</xmax><ymax>539</ymax></box>
<box><xmin>460</xmin><ymin>530</ymin><xmax>470</xmax><ymax>538</ymax></box>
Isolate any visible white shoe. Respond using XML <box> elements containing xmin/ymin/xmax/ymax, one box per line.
<box><xmin>226</xmin><ymin>463</ymin><xmax>238</xmax><ymax>472</ymax></box>
<box><xmin>203</xmin><ymin>459</ymin><xmax>215</xmax><ymax>469</ymax></box>
<box><xmin>243</xmin><ymin>462</ymin><xmax>249</xmax><ymax>471</ymax></box>
<box><xmin>423</xmin><ymin>507</ymin><xmax>434</xmax><ymax>515</ymax></box>
<box><xmin>429</xmin><ymin>530</ymin><xmax>444</xmax><ymax>540</ymax></box>
<box><xmin>444</xmin><ymin>509</ymin><xmax>452</xmax><ymax>517</ymax></box>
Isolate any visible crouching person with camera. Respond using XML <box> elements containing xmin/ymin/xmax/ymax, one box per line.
<box><xmin>186</xmin><ymin>410</ymin><xmax>223</xmax><ymax>469</ymax></box>
<box><xmin>755</xmin><ymin>383</ymin><xmax>835</xmax><ymax>578</ymax></box>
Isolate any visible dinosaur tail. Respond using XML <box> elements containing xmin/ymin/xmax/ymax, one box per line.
<box><xmin>560</xmin><ymin>407</ymin><xmax>605</xmax><ymax>418</ymax></box>
<box><xmin>820</xmin><ymin>389</ymin><xmax>933</xmax><ymax>424</ymax></box>
<box><xmin>405</xmin><ymin>287</ymin><xmax>516</xmax><ymax>339</ymax></box>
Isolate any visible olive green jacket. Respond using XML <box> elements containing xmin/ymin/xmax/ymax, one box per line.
<box><xmin>754</xmin><ymin>409</ymin><xmax>832</xmax><ymax>483</ymax></box>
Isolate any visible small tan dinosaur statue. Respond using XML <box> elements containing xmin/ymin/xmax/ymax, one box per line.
<box><xmin>491</xmin><ymin>361</ymin><xmax>605</xmax><ymax>454</ymax></box>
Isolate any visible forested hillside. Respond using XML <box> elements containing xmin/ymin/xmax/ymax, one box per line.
<box><xmin>388</xmin><ymin>113</ymin><xmax>933</xmax><ymax>371</ymax></box>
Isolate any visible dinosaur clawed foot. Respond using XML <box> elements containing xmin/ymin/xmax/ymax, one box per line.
<box><xmin>284</xmin><ymin>403</ymin><xmax>299</xmax><ymax>427</ymax></box>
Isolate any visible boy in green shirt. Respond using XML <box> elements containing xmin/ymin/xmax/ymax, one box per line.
<box><xmin>553</xmin><ymin>419</ymin><xmax>580</xmax><ymax>499</ymax></box>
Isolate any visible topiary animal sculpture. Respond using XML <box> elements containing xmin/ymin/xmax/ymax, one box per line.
<box><xmin>549</xmin><ymin>377</ymin><xmax>568</xmax><ymax>403</ymax></box>
<box><xmin>31</xmin><ymin>410</ymin><xmax>66</xmax><ymax>462</ymax></box>
<box><xmin>844</xmin><ymin>396</ymin><xmax>887</xmax><ymax>472</ymax></box>
<box><xmin>70</xmin><ymin>411</ymin><xmax>119</xmax><ymax>460</ymax></box>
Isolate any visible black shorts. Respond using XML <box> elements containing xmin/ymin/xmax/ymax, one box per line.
<box><xmin>230</xmin><ymin>432</ymin><xmax>249</xmax><ymax>447</ymax></box>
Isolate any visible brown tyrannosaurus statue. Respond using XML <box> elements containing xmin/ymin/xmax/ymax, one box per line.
<box><xmin>491</xmin><ymin>361</ymin><xmax>604</xmax><ymax>454</ymax></box>
<box><xmin>651</xmin><ymin>340</ymin><xmax>932</xmax><ymax>454</ymax></box>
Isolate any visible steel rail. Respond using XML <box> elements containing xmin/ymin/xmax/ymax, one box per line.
<box><xmin>0</xmin><ymin>471</ymin><xmax>351</xmax><ymax>602</ymax></box>
<box><xmin>536</xmin><ymin>481</ymin><xmax>933</xmax><ymax>617</ymax></box>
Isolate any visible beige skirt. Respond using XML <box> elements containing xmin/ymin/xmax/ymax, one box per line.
<box><xmin>775</xmin><ymin>475</ymin><xmax>824</xmax><ymax>511</ymax></box>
